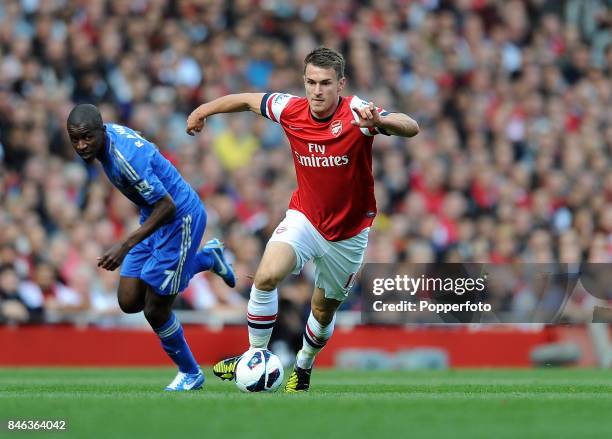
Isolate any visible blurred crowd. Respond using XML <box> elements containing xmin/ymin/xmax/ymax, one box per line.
<box><xmin>0</xmin><ymin>0</ymin><xmax>611</xmax><ymax>327</ymax></box>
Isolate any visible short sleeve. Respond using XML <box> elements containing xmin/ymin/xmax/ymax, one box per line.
<box><xmin>349</xmin><ymin>95</ymin><xmax>391</xmax><ymax>136</ymax></box>
<box><xmin>260</xmin><ymin>92</ymin><xmax>296</xmax><ymax>123</ymax></box>
<box><xmin>112</xmin><ymin>146</ymin><xmax>168</xmax><ymax>205</ymax></box>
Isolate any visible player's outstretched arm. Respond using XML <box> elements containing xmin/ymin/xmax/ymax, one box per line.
<box><xmin>186</xmin><ymin>93</ymin><xmax>266</xmax><ymax>136</ymax></box>
<box><xmin>376</xmin><ymin>112</ymin><xmax>419</xmax><ymax>137</ymax></box>
<box><xmin>97</xmin><ymin>195</ymin><xmax>176</xmax><ymax>271</ymax></box>
<box><xmin>351</xmin><ymin>102</ymin><xmax>420</xmax><ymax>138</ymax></box>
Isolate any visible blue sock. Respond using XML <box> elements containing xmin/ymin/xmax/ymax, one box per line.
<box><xmin>154</xmin><ymin>313</ymin><xmax>199</xmax><ymax>374</ymax></box>
<box><xmin>192</xmin><ymin>248</ymin><xmax>214</xmax><ymax>273</ymax></box>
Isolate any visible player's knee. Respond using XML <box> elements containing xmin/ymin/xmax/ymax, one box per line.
<box><xmin>253</xmin><ymin>269</ymin><xmax>283</xmax><ymax>291</ymax></box>
<box><xmin>311</xmin><ymin>305</ymin><xmax>335</xmax><ymax>326</ymax></box>
<box><xmin>117</xmin><ymin>293</ymin><xmax>143</xmax><ymax>314</ymax></box>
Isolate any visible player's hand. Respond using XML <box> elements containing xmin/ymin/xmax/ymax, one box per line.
<box><xmin>186</xmin><ymin>109</ymin><xmax>207</xmax><ymax>136</ymax></box>
<box><xmin>350</xmin><ymin>101</ymin><xmax>381</xmax><ymax>129</ymax></box>
<box><xmin>97</xmin><ymin>243</ymin><xmax>130</xmax><ymax>271</ymax></box>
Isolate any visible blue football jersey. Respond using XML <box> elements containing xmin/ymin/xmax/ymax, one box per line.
<box><xmin>100</xmin><ymin>123</ymin><xmax>201</xmax><ymax>220</ymax></box>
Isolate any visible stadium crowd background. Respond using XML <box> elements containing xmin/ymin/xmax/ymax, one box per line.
<box><xmin>0</xmin><ymin>0</ymin><xmax>611</xmax><ymax>331</ymax></box>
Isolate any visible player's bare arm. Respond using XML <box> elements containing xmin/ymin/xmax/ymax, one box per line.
<box><xmin>186</xmin><ymin>93</ymin><xmax>266</xmax><ymax>136</ymax></box>
<box><xmin>351</xmin><ymin>101</ymin><xmax>419</xmax><ymax>137</ymax></box>
<box><xmin>97</xmin><ymin>194</ymin><xmax>176</xmax><ymax>271</ymax></box>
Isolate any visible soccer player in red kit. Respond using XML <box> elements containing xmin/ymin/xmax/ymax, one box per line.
<box><xmin>186</xmin><ymin>47</ymin><xmax>419</xmax><ymax>392</ymax></box>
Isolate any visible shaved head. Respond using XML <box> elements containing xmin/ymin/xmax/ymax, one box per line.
<box><xmin>66</xmin><ymin>103</ymin><xmax>106</xmax><ymax>163</ymax></box>
<box><xmin>67</xmin><ymin>103</ymin><xmax>103</xmax><ymax>130</ymax></box>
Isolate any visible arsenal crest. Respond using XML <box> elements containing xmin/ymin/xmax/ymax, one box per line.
<box><xmin>331</xmin><ymin>120</ymin><xmax>343</xmax><ymax>137</ymax></box>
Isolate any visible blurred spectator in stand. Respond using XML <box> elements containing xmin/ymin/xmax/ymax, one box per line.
<box><xmin>0</xmin><ymin>264</ymin><xmax>43</xmax><ymax>323</ymax></box>
<box><xmin>33</xmin><ymin>261</ymin><xmax>88</xmax><ymax>321</ymax></box>
<box><xmin>0</xmin><ymin>0</ymin><xmax>610</xmax><ymax>326</ymax></box>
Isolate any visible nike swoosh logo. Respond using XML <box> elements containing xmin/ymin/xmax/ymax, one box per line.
<box><xmin>288</xmin><ymin>126</ymin><xmax>303</xmax><ymax>130</ymax></box>
<box><xmin>212</xmin><ymin>251</ymin><xmax>228</xmax><ymax>276</ymax></box>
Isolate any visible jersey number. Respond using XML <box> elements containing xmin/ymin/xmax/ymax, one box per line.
<box><xmin>161</xmin><ymin>270</ymin><xmax>175</xmax><ymax>291</ymax></box>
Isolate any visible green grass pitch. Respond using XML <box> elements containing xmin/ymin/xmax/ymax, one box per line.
<box><xmin>1</xmin><ymin>368</ymin><xmax>611</xmax><ymax>438</ymax></box>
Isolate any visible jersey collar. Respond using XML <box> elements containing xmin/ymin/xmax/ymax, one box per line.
<box><xmin>100</xmin><ymin>127</ymin><xmax>112</xmax><ymax>162</ymax></box>
<box><xmin>310</xmin><ymin>97</ymin><xmax>342</xmax><ymax>123</ymax></box>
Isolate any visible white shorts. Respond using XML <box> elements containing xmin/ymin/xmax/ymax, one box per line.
<box><xmin>268</xmin><ymin>209</ymin><xmax>369</xmax><ymax>301</ymax></box>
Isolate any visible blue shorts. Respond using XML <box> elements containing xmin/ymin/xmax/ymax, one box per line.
<box><xmin>120</xmin><ymin>206</ymin><xmax>206</xmax><ymax>295</ymax></box>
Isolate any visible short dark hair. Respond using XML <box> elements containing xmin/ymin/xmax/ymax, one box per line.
<box><xmin>303</xmin><ymin>47</ymin><xmax>345</xmax><ymax>79</ymax></box>
<box><xmin>67</xmin><ymin>103</ymin><xmax>103</xmax><ymax>130</ymax></box>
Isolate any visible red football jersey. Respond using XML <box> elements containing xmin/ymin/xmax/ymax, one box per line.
<box><xmin>261</xmin><ymin>93</ymin><xmax>390</xmax><ymax>241</ymax></box>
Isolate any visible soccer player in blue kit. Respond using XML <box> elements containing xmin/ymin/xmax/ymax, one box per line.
<box><xmin>67</xmin><ymin>104</ymin><xmax>235</xmax><ymax>391</ymax></box>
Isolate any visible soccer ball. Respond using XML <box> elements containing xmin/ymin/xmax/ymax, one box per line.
<box><xmin>235</xmin><ymin>348</ymin><xmax>284</xmax><ymax>393</ymax></box>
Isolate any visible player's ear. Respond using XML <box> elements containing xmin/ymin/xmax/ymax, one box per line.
<box><xmin>337</xmin><ymin>76</ymin><xmax>346</xmax><ymax>93</ymax></box>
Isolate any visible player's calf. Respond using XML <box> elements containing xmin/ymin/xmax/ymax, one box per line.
<box><xmin>247</xmin><ymin>286</ymin><xmax>278</xmax><ymax>349</ymax></box>
<box><xmin>146</xmin><ymin>295</ymin><xmax>201</xmax><ymax>384</ymax></box>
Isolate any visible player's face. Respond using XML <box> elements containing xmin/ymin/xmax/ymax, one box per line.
<box><xmin>304</xmin><ymin>64</ymin><xmax>345</xmax><ymax>118</ymax></box>
<box><xmin>67</xmin><ymin>124</ymin><xmax>105</xmax><ymax>163</ymax></box>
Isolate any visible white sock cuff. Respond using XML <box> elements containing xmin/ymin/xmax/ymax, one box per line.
<box><xmin>247</xmin><ymin>285</ymin><xmax>278</xmax><ymax>330</ymax></box>
<box><xmin>250</xmin><ymin>286</ymin><xmax>278</xmax><ymax>304</ymax></box>
<box><xmin>308</xmin><ymin>312</ymin><xmax>336</xmax><ymax>336</ymax></box>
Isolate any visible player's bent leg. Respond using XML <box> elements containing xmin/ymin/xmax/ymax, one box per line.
<box><xmin>144</xmin><ymin>289</ymin><xmax>204</xmax><ymax>391</ymax></box>
<box><xmin>181</xmin><ymin>207</ymin><xmax>235</xmax><ymax>288</ymax></box>
<box><xmin>117</xmin><ymin>276</ymin><xmax>147</xmax><ymax>314</ymax></box>
<box><xmin>286</xmin><ymin>287</ymin><xmax>341</xmax><ymax>393</ymax></box>
<box><xmin>213</xmin><ymin>242</ymin><xmax>298</xmax><ymax>382</ymax></box>
<box><xmin>249</xmin><ymin>242</ymin><xmax>295</xmax><ymax>348</ymax></box>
